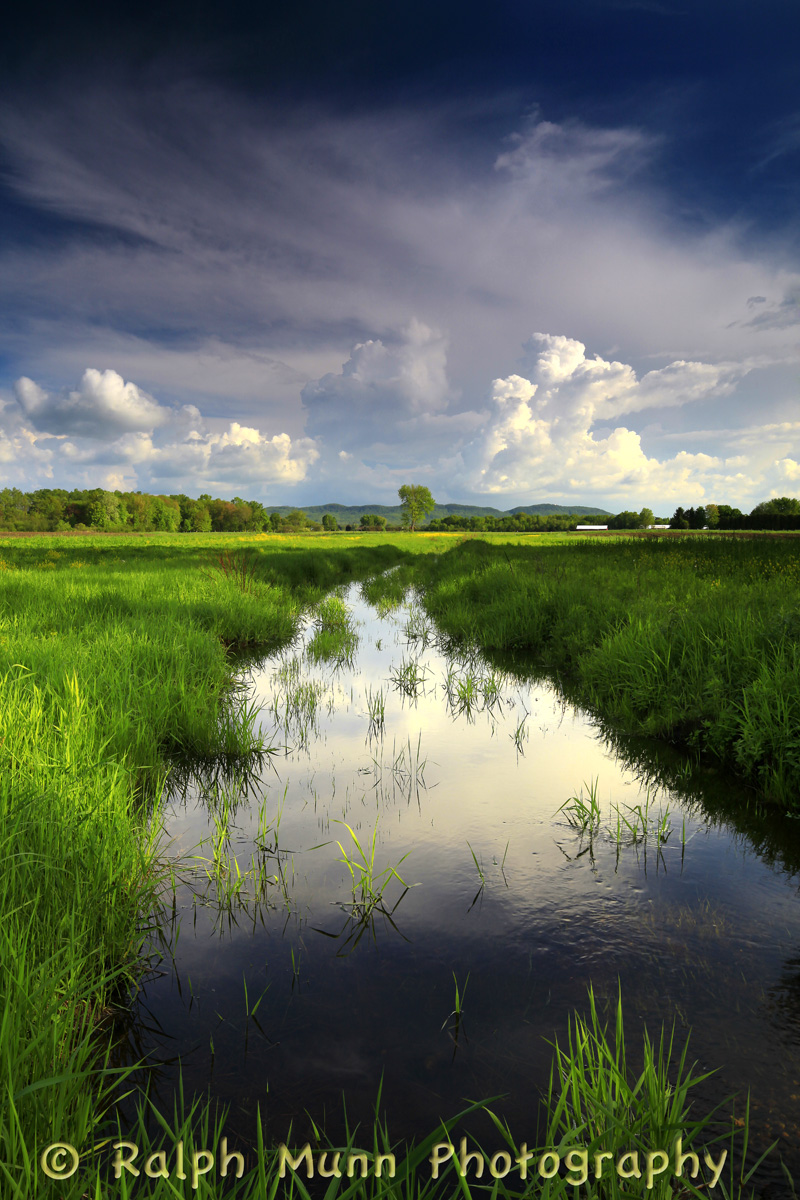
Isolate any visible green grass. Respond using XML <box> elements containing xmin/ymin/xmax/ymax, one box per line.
<box><xmin>12</xmin><ymin>983</ymin><xmax>779</xmax><ymax>1198</ymax></box>
<box><xmin>307</xmin><ymin>594</ymin><xmax>359</xmax><ymax>665</ymax></box>
<box><xmin>556</xmin><ymin>778</ymin><xmax>602</xmax><ymax>833</ymax></box>
<box><xmin>334</xmin><ymin>819</ymin><xmax>412</xmax><ymax>922</ymax></box>
<box><xmin>414</xmin><ymin>535</ymin><xmax>800</xmax><ymax>807</ymax></box>
<box><xmin>1</xmin><ymin>528</ymin><xmax>796</xmax><ymax>1195</ymax></box>
<box><xmin>533</xmin><ymin>986</ymin><xmax>775</xmax><ymax>1200</ymax></box>
<box><xmin>0</xmin><ymin>533</ymin><xmax>411</xmax><ymax>1197</ymax></box>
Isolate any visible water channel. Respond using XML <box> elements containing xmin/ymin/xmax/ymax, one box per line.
<box><xmin>130</xmin><ymin>578</ymin><xmax>800</xmax><ymax>1189</ymax></box>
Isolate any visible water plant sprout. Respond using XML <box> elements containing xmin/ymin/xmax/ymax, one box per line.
<box><xmin>442</xmin><ymin>662</ymin><xmax>509</xmax><ymax>720</ymax></box>
<box><xmin>442</xmin><ymin>971</ymin><xmax>470</xmax><ymax>1058</ymax></box>
<box><xmin>365</xmin><ymin>684</ymin><xmax>387</xmax><ymax>739</ymax></box>
<box><xmin>335</xmin><ymin>819</ymin><xmax>414</xmax><ymax>923</ymax></box>
<box><xmin>369</xmin><ymin>733</ymin><xmax>429</xmax><ymax>799</ymax></box>
<box><xmin>389</xmin><ymin>656</ymin><xmax>429</xmax><ymax>698</ymax></box>
<box><xmin>557</xmin><ymin>779</ymin><xmax>677</xmax><ymax>849</ymax></box>
<box><xmin>307</xmin><ymin>594</ymin><xmax>359</xmax><ymax>666</ymax></box>
<box><xmin>557</xmin><ymin>777</ymin><xmax>602</xmax><ymax>833</ymax></box>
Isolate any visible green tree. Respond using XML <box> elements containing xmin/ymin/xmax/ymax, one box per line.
<box><xmin>151</xmin><ymin>496</ymin><xmax>181</xmax><ymax>531</ymax></box>
<box><xmin>638</xmin><ymin>507</ymin><xmax>654</xmax><ymax>528</ymax></box>
<box><xmin>248</xmin><ymin>501</ymin><xmax>269</xmax><ymax>531</ymax></box>
<box><xmin>360</xmin><ymin>513</ymin><xmax>387</xmax><ymax>530</ymax></box>
<box><xmin>715</xmin><ymin>504</ymin><xmax>742</xmax><ymax>529</ymax></box>
<box><xmin>398</xmin><ymin>484</ymin><xmax>435</xmax><ymax>531</ymax></box>
<box><xmin>322</xmin><ymin>513</ymin><xmax>338</xmax><ymax>531</ymax></box>
<box><xmin>751</xmin><ymin>496</ymin><xmax>800</xmax><ymax>515</ymax></box>
<box><xmin>283</xmin><ymin>509</ymin><xmax>308</xmax><ymax>531</ymax></box>
<box><xmin>191</xmin><ymin>504</ymin><xmax>212</xmax><ymax>532</ymax></box>
<box><xmin>30</xmin><ymin>490</ymin><xmax>67</xmax><ymax>530</ymax></box>
<box><xmin>88</xmin><ymin>489</ymin><xmax>126</xmax><ymax>529</ymax></box>
<box><xmin>608</xmin><ymin>510</ymin><xmax>640</xmax><ymax>530</ymax></box>
<box><xmin>125</xmin><ymin>493</ymin><xmax>153</xmax><ymax>530</ymax></box>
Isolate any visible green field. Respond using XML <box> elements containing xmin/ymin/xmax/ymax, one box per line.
<box><xmin>413</xmin><ymin>534</ymin><xmax>800</xmax><ymax>805</ymax></box>
<box><xmin>0</xmin><ymin>533</ymin><xmax>413</xmax><ymax>1199</ymax></box>
<box><xmin>1</xmin><ymin>529</ymin><xmax>794</xmax><ymax>1197</ymax></box>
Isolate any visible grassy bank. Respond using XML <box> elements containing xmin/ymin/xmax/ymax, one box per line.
<box><xmin>2</xmin><ymin>529</ymin><xmax>794</xmax><ymax>1195</ymax></box>
<box><xmin>414</xmin><ymin>535</ymin><xmax>800</xmax><ymax>806</ymax></box>
<box><xmin>0</xmin><ymin>534</ymin><xmax>412</xmax><ymax>1197</ymax></box>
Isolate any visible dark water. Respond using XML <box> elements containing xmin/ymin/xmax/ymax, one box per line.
<box><xmin>129</xmin><ymin>581</ymin><xmax>800</xmax><ymax>1187</ymax></box>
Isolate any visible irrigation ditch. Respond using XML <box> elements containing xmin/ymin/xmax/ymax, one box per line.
<box><xmin>5</xmin><ymin>535</ymin><xmax>800</xmax><ymax>1199</ymax></box>
<box><xmin>109</xmin><ymin>571</ymin><xmax>800</xmax><ymax>1197</ymax></box>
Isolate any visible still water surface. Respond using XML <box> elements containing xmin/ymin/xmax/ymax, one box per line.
<box><xmin>134</xmin><ymin>580</ymin><xmax>800</xmax><ymax>1181</ymax></box>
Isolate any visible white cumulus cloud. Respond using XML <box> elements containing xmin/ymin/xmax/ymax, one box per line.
<box><xmin>456</xmin><ymin>334</ymin><xmax>757</xmax><ymax>506</ymax></box>
<box><xmin>2</xmin><ymin>369</ymin><xmax>318</xmax><ymax>496</ymax></box>
<box><xmin>148</xmin><ymin>422</ymin><xmax>319</xmax><ymax>490</ymax></box>
<box><xmin>14</xmin><ymin>368</ymin><xmax>172</xmax><ymax>438</ymax></box>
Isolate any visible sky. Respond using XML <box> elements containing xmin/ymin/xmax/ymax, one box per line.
<box><xmin>0</xmin><ymin>0</ymin><xmax>799</xmax><ymax>512</ymax></box>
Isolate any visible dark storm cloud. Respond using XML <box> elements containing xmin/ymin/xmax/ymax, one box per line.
<box><xmin>0</xmin><ymin>0</ymin><xmax>799</xmax><ymax>507</ymax></box>
<box><xmin>0</xmin><ymin>84</ymin><xmax>483</xmax><ymax>350</ymax></box>
<box><xmin>1</xmin><ymin>80</ymin><xmax>792</xmax><ymax>384</ymax></box>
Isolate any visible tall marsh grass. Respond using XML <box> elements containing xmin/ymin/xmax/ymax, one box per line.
<box><xmin>0</xmin><ymin>535</ymin><xmax>409</xmax><ymax>1197</ymax></box>
<box><xmin>1</xmin><ymin>530</ymin><xmax>791</xmax><ymax>1196</ymax></box>
<box><xmin>307</xmin><ymin>593</ymin><xmax>359</xmax><ymax>665</ymax></box>
<box><xmin>415</xmin><ymin>537</ymin><xmax>800</xmax><ymax>806</ymax></box>
<box><xmin>536</xmin><ymin>986</ymin><xmax>774</xmax><ymax>1200</ymax></box>
<box><xmin>13</xmin><ymin>986</ymin><xmax>780</xmax><ymax>1198</ymax></box>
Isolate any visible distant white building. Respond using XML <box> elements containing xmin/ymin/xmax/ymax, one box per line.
<box><xmin>575</xmin><ymin>525</ymin><xmax>608</xmax><ymax>531</ymax></box>
<box><xmin>647</xmin><ymin>525</ymin><xmax>671</xmax><ymax>529</ymax></box>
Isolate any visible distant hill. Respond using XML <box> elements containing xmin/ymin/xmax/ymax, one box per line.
<box><xmin>265</xmin><ymin>501</ymin><xmax>612</xmax><ymax>524</ymax></box>
<box><xmin>507</xmin><ymin>503</ymin><xmax>612</xmax><ymax>517</ymax></box>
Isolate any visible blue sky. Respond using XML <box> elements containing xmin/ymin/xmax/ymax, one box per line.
<box><xmin>0</xmin><ymin>0</ymin><xmax>799</xmax><ymax>510</ymax></box>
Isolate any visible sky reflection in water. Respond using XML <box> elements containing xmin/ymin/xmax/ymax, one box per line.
<box><xmin>137</xmin><ymin>580</ymin><xmax>800</xmax><ymax>1175</ymax></box>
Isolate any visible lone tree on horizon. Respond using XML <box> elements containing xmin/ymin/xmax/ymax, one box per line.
<box><xmin>398</xmin><ymin>484</ymin><xmax>435</xmax><ymax>530</ymax></box>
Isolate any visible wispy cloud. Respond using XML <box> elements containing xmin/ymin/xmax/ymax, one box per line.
<box><xmin>0</xmin><ymin>80</ymin><xmax>799</xmax><ymax>505</ymax></box>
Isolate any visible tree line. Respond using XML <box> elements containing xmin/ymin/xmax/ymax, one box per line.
<box><xmin>0</xmin><ymin>488</ymin><xmax>292</xmax><ymax>533</ymax></box>
<box><xmin>1</xmin><ymin>485</ymin><xmax>799</xmax><ymax>533</ymax></box>
<box><xmin>0</xmin><ymin>487</ymin><xmax>419</xmax><ymax>533</ymax></box>
<box><xmin>426</xmin><ymin>508</ymin><xmax>652</xmax><ymax>532</ymax></box>
<box><xmin>668</xmin><ymin>498</ymin><xmax>800</xmax><ymax>530</ymax></box>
